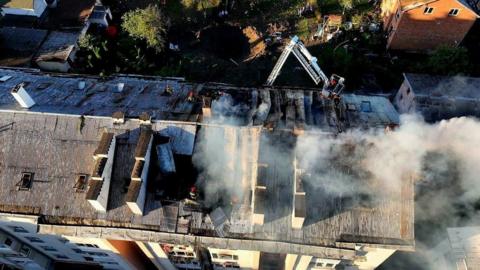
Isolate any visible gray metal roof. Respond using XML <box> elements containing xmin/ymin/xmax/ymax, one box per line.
<box><xmin>0</xmin><ymin>67</ymin><xmax>412</xmax><ymax>256</ymax></box>
<box><xmin>404</xmin><ymin>73</ymin><xmax>480</xmax><ymax>100</ymax></box>
<box><xmin>0</xmin><ymin>27</ymin><xmax>47</xmax><ymax>67</ymax></box>
<box><xmin>35</xmin><ymin>31</ymin><xmax>80</xmax><ymax>62</ymax></box>
<box><xmin>0</xmin><ymin>68</ymin><xmax>200</xmax><ymax>121</ymax></box>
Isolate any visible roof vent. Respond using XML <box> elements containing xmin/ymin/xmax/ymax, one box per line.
<box><xmin>117</xmin><ymin>83</ymin><xmax>125</xmax><ymax>92</ymax></box>
<box><xmin>78</xmin><ymin>81</ymin><xmax>86</xmax><ymax>90</ymax></box>
<box><xmin>139</xmin><ymin>112</ymin><xmax>152</xmax><ymax>125</ymax></box>
<box><xmin>0</xmin><ymin>75</ymin><xmax>12</xmax><ymax>82</ymax></box>
<box><xmin>11</xmin><ymin>83</ymin><xmax>35</xmax><ymax>109</ymax></box>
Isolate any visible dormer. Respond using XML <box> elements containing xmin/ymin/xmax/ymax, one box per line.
<box><xmin>87</xmin><ymin>132</ymin><xmax>116</xmax><ymax>212</ymax></box>
<box><xmin>126</xmin><ymin>128</ymin><xmax>153</xmax><ymax>215</ymax></box>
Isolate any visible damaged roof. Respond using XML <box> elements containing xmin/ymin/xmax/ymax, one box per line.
<box><xmin>34</xmin><ymin>31</ymin><xmax>80</xmax><ymax>62</ymax></box>
<box><xmin>0</xmin><ymin>67</ymin><xmax>412</xmax><ymax>257</ymax></box>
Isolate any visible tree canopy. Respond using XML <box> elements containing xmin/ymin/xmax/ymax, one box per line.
<box><xmin>121</xmin><ymin>5</ymin><xmax>167</xmax><ymax>52</ymax></box>
<box><xmin>425</xmin><ymin>46</ymin><xmax>471</xmax><ymax>76</ymax></box>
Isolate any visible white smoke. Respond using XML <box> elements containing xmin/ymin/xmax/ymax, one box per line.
<box><xmin>296</xmin><ymin>115</ymin><xmax>480</xmax><ymax>198</ymax></box>
<box><xmin>297</xmin><ymin>114</ymin><xmax>480</xmax><ymax>269</ymax></box>
<box><xmin>193</xmin><ymin>93</ymin><xmax>259</xmax><ymax>207</ymax></box>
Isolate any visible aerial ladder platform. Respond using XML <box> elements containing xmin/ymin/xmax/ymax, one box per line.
<box><xmin>266</xmin><ymin>36</ymin><xmax>345</xmax><ymax>100</ymax></box>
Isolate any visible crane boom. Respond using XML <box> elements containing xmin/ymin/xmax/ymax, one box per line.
<box><xmin>265</xmin><ymin>36</ymin><xmax>345</xmax><ymax>98</ymax></box>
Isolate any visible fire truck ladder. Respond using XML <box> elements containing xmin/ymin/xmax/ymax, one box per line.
<box><xmin>265</xmin><ymin>36</ymin><xmax>345</xmax><ymax>98</ymax></box>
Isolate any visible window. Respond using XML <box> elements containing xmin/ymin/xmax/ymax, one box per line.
<box><xmin>41</xmin><ymin>246</ymin><xmax>57</xmax><ymax>252</ymax></box>
<box><xmin>19</xmin><ymin>245</ymin><xmax>31</xmax><ymax>256</ymax></box>
<box><xmin>424</xmin><ymin>7</ymin><xmax>434</xmax><ymax>14</ymax></box>
<box><xmin>406</xmin><ymin>88</ymin><xmax>411</xmax><ymax>95</ymax></box>
<box><xmin>74</xmin><ymin>174</ymin><xmax>89</xmax><ymax>192</ymax></box>
<box><xmin>25</xmin><ymin>236</ymin><xmax>43</xmax><ymax>243</ymax></box>
<box><xmin>72</xmin><ymin>248</ymin><xmax>84</xmax><ymax>254</ymax></box>
<box><xmin>8</xmin><ymin>226</ymin><xmax>28</xmax><ymax>233</ymax></box>
<box><xmin>396</xmin><ymin>10</ymin><xmax>400</xmax><ymax>19</ymax></box>
<box><xmin>449</xmin><ymin>8</ymin><xmax>459</xmax><ymax>16</ymax></box>
<box><xmin>77</xmin><ymin>243</ymin><xmax>99</xmax><ymax>248</ymax></box>
<box><xmin>4</xmin><ymin>238</ymin><xmax>13</xmax><ymax>246</ymax></box>
<box><xmin>211</xmin><ymin>253</ymin><xmax>218</xmax><ymax>259</ymax></box>
<box><xmin>55</xmin><ymin>254</ymin><xmax>69</xmax><ymax>259</ymax></box>
<box><xmin>346</xmin><ymin>103</ymin><xmax>357</xmax><ymax>111</ymax></box>
<box><xmin>360</xmin><ymin>101</ymin><xmax>372</xmax><ymax>113</ymax></box>
<box><xmin>88</xmin><ymin>251</ymin><xmax>108</xmax><ymax>257</ymax></box>
<box><xmin>17</xmin><ymin>172</ymin><xmax>33</xmax><ymax>191</ymax></box>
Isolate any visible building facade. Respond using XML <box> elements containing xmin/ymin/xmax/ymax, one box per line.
<box><xmin>394</xmin><ymin>73</ymin><xmax>480</xmax><ymax>122</ymax></box>
<box><xmin>381</xmin><ymin>0</ymin><xmax>479</xmax><ymax>51</ymax></box>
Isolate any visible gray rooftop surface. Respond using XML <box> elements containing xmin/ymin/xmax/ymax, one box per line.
<box><xmin>0</xmin><ymin>67</ymin><xmax>412</xmax><ymax>257</ymax></box>
<box><xmin>0</xmin><ymin>27</ymin><xmax>48</xmax><ymax>67</ymax></box>
<box><xmin>404</xmin><ymin>73</ymin><xmax>480</xmax><ymax>100</ymax></box>
<box><xmin>35</xmin><ymin>31</ymin><xmax>82</xmax><ymax>62</ymax></box>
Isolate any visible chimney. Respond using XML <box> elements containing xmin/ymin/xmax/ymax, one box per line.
<box><xmin>11</xmin><ymin>83</ymin><xmax>35</xmax><ymax>108</ymax></box>
<box><xmin>202</xmin><ymin>97</ymin><xmax>212</xmax><ymax>119</ymax></box>
<box><xmin>117</xmin><ymin>82</ymin><xmax>125</xmax><ymax>92</ymax></box>
<box><xmin>78</xmin><ymin>81</ymin><xmax>86</xmax><ymax>90</ymax></box>
<box><xmin>112</xmin><ymin>111</ymin><xmax>125</xmax><ymax>124</ymax></box>
<box><xmin>139</xmin><ymin>112</ymin><xmax>152</xmax><ymax>125</ymax></box>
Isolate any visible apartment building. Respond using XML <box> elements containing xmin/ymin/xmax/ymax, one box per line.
<box><xmin>393</xmin><ymin>73</ymin><xmax>480</xmax><ymax>122</ymax></box>
<box><xmin>381</xmin><ymin>0</ymin><xmax>480</xmax><ymax>50</ymax></box>
<box><xmin>0</xmin><ymin>67</ymin><xmax>413</xmax><ymax>270</ymax></box>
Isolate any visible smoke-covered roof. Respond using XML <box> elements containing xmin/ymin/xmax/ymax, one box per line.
<box><xmin>405</xmin><ymin>73</ymin><xmax>480</xmax><ymax>100</ymax></box>
<box><xmin>0</xmin><ymin>67</ymin><xmax>412</xmax><ymax>257</ymax></box>
<box><xmin>404</xmin><ymin>73</ymin><xmax>480</xmax><ymax>121</ymax></box>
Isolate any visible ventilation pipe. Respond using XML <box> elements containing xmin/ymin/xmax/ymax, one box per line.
<box><xmin>11</xmin><ymin>83</ymin><xmax>35</xmax><ymax>109</ymax></box>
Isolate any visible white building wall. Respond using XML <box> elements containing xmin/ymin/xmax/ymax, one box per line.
<box><xmin>94</xmin><ymin>137</ymin><xmax>116</xmax><ymax>212</ymax></box>
<box><xmin>63</xmin><ymin>236</ymin><xmax>134</xmax><ymax>270</ymax></box>
<box><xmin>352</xmin><ymin>247</ymin><xmax>396</xmax><ymax>270</ymax></box>
<box><xmin>36</xmin><ymin>61</ymin><xmax>71</xmax><ymax>73</ymax></box>
<box><xmin>394</xmin><ymin>79</ymin><xmax>416</xmax><ymax>114</ymax></box>
<box><xmin>208</xmin><ymin>247</ymin><xmax>260</xmax><ymax>270</ymax></box>
<box><xmin>140</xmin><ymin>242</ymin><xmax>177</xmax><ymax>270</ymax></box>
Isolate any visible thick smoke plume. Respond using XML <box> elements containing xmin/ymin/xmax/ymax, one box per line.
<box><xmin>297</xmin><ymin>115</ymin><xmax>480</xmax><ymax>200</ymax></box>
<box><xmin>297</xmin><ymin>115</ymin><xmax>480</xmax><ymax>269</ymax></box>
<box><xmin>193</xmin><ymin>93</ymin><xmax>259</xmax><ymax>207</ymax></box>
<box><xmin>193</xmin><ymin>96</ymin><xmax>480</xmax><ymax>268</ymax></box>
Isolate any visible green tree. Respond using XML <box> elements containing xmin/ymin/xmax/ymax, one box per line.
<box><xmin>121</xmin><ymin>5</ymin><xmax>167</xmax><ymax>52</ymax></box>
<box><xmin>339</xmin><ymin>0</ymin><xmax>355</xmax><ymax>11</ymax></box>
<box><xmin>425</xmin><ymin>46</ymin><xmax>471</xmax><ymax>75</ymax></box>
